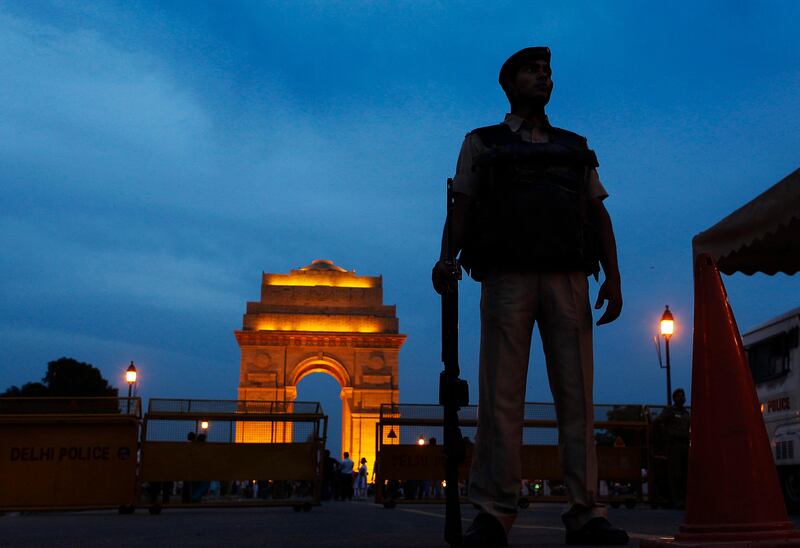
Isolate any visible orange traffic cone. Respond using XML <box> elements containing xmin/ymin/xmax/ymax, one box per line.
<box><xmin>643</xmin><ymin>254</ymin><xmax>800</xmax><ymax>546</ymax></box>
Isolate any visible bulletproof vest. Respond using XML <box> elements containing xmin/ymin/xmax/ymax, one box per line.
<box><xmin>460</xmin><ymin>123</ymin><xmax>601</xmax><ymax>280</ymax></box>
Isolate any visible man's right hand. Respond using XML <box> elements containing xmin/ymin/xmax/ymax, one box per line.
<box><xmin>432</xmin><ymin>259</ymin><xmax>461</xmax><ymax>295</ymax></box>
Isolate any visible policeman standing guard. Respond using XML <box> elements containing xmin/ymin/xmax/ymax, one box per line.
<box><xmin>433</xmin><ymin>47</ymin><xmax>628</xmax><ymax>546</ymax></box>
<box><xmin>654</xmin><ymin>388</ymin><xmax>691</xmax><ymax>508</ymax></box>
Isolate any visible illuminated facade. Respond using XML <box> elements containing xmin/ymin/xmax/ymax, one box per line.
<box><xmin>235</xmin><ymin>260</ymin><xmax>405</xmax><ymax>466</ymax></box>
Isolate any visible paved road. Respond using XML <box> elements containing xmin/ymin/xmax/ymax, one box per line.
<box><xmin>0</xmin><ymin>501</ymin><xmax>794</xmax><ymax>547</ymax></box>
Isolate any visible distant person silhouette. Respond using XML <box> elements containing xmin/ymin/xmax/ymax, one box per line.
<box><xmin>354</xmin><ymin>458</ymin><xmax>368</xmax><ymax>500</ymax></box>
<box><xmin>322</xmin><ymin>449</ymin><xmax>339</xmax><ymax>500</ymax></box>
<box><xmin>192</xmin><ymin>432</ymin><xmax>210</xmax><ymax>502</ymax></box>
<box><xmin>655</xmin><ymin>388</ymin><xmax>690</xmax><ymax>508</ymax></box>
<box><xmin>181</xmin><ymin>432</ymin><xmax>196</xmax><ymax>502</ymax></box>
<box><xmin>339</xmin><ymin>452</ymin><xmax>354</xmax><ymax>501</ymax></box>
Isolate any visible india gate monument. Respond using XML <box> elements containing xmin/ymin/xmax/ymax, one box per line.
<box><xmin>234</xmin><ymin>259</ymin><xmax>405</xmax><ymax>466</ymax></box>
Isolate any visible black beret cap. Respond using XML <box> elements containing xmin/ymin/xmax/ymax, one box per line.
<box><xmin>498</xmin><ymin>46</ymin><xmax>551</xmax><ymax>92</ymax></box>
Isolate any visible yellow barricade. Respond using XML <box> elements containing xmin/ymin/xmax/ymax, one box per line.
<box><xmin>142</xmin><ymin>441</ymin><xmax>318</xmax><ymax>481</ymax></box>
<box><xmin>374</xmin><ymin>403</ymin><xmax>649</xmax><ymax>507</ymax></box>
<box><xmin>140</xmin><ymin>399</ymin><xmax>327</xmax><ymax>511</ymax></box>
<box><xmin>0</xmin><ymin>397</ymin><xmax>141</xmax><ymax>511</ymax></box>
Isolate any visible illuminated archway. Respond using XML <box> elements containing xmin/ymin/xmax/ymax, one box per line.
<box><xmin>235</xmin><ymin>260</ymin><xmax>405</xmax><ymax>467</ymax></box>
<box><xmin>290</xmin><ymin>356</ymin><xmax>350</xmax><ymax>458</ymax></box>
<box><xmin>290</xmin><ymin>356</ymin><xmax>351</xmax><ymax>388</ymax></box>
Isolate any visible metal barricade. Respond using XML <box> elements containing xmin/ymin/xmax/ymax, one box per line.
<box><xmin>374</xmin><ymin>402</ymin><xmax>649</xmax><ymax>508</ymax></box>
<box><xmin>140</xmin><ymin>399</ymin><xmax>327</xmax><ymax>512</ymax></box>
<box><xmin>0</xmin><ymin>397</ymin><xmax>141</xmax><ymax>511</ymax></box>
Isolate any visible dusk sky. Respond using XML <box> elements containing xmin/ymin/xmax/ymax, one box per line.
<box><xmin>1</xmin><ymin>2</ymin><xmax>798</xmax><ymax>456</ymax></box>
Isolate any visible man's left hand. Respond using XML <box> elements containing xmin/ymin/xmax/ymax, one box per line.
<box><xmin>594</xmin><ymin>277</ymin><xmax>622</xmax><ymax>325</ymax></box>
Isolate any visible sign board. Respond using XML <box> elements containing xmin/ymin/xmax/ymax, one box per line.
<box><xmin>0</xmin><ymin>417</ymin><xmax>139</xmax><ymax>509</ymax></box>
<box><xmin>378</xmin><ymin>445</ymin><xmax>473</xmax><ymax>480</ymax></box>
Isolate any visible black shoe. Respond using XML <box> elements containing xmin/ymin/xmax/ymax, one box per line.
<box><xmin>565</xmin><ymin>517</ymin><xmax>629</xmax><ymax>546</ymax></box>
<box><xmin>461</xmin><ymin>512</ymin><xmax>508</xmax><ymax>548</ymax></box>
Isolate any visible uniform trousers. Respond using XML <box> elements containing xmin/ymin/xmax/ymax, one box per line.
<box><xmin>467</xmin><ymin>269</ymin><xmax>606</xmax><ymax>533</ymax></box>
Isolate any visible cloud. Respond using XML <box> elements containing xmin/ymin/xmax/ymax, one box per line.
<box><xmin>0</xmin><ymin>6</ymin><xmax>451</xmax><ymax>229</ymax></box>
<box><xmin>0</xmin><ymin>11</ymin><xmax>211</xmax><ymax>183</ymax></box>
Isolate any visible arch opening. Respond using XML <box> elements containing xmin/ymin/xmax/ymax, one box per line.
<box><xmin>290</xmin><ymin>356</ymin><xmax>350</xmax><ymax>388</ymax></box>
<box><xmin>290</xmin><ymin>357</ymin><xmax>351</xmax><ymax>461</ymax></box>
<box><xmin>295</xmin><ymin>372</ymin><xmax>344</xmax><ymax>459</ymax></box>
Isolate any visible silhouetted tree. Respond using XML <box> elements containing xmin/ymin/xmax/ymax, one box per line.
<box><xmin>2</xmin><ymin>357</ymin><xmax>118</xmax><ymax>397</ymax></box>
<box><xmin>1</xmin><ymin>382</ymin><xmax>49</xmax><ymax>397</ymax></box>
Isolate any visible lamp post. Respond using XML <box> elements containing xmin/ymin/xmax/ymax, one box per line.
<box><xmin>125</xmin><ymin>361</ymin><xmax>137</xmax><ymax>413</ymax></box>
<box><xmin>660</xmin><ymin>306</ymin><xmax>674</xmax><ymax>406</ymax></box>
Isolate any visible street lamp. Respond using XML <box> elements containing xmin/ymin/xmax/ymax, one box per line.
<box><xmin>125</xmin><ymin>361</ymin><xmax>137</xmax><ymax>398</ymax></box>
<box><xmin>660</xmin><ymin>306</ymin><xmax>674</xmax><ymax>406</ymax></box>
<box><xmin>125</xmin><ymin>361</ymin><xmax>137</xmax><ymax>413</ymax></box>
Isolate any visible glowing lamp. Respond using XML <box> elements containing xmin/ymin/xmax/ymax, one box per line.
<box><xmin>658</xmin><ymin>305</ymin><xmax>676</xmax><ymax>406</ymax></box>
<box><xmin>660</xmin><ymin>306</ymin><xmax>674</xmax><ymax>337</ymax></box>
<box><xmin>417</xmin><ymin>435</ymin><xmax>425</xmax><ymax>446</ymax></box>
<box><xmin>201</xmin><ymin>421</ymin><xmax>209</xmax><ymax>430</ymax></box>
<box><xmin>123</xmin><ymin>361</ymin><xmax>138</xmax><ymax>413</ymax></box>
<box><xmin>125</xmin><ymin>361</ymin><xmax>137</xmax><ymax>384</ymax></box>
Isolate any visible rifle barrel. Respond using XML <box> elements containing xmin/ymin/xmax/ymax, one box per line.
<box><xmin>441</xmin><ymin>177</ymin><xmax>465</xmax><ymax>546</ymax></box>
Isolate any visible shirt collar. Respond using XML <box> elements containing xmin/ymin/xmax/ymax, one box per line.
<box><xmin>503</xmin><ymin>112</ymin><xmax>551</xmax><ymax>133</ymax></box>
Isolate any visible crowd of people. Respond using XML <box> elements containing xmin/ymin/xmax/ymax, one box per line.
<box><xmin>322</xmin><ymin>451</ymin><xmax>371</xmax><ymax>501</ymax></box>
<box><xmin>321</xmin><ymin>449</ymin><xmax>452</xmax><ymax>503</ymax></box>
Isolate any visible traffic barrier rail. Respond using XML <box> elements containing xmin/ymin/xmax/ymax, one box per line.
<box><xmin>0</xmin><ymin>397</ymin><xmax>141</xmax><ymax>511</ymax></box>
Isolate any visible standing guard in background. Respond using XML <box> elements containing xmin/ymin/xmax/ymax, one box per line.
<box><xmin>654</xmin><ymin>388</ymin><xmax>690</xmax><ymax>508</ymax></box>
<box><xmin>433</xmin><ymin>46</ymin><xmax>628</xmax><ymax>546</ymax></box>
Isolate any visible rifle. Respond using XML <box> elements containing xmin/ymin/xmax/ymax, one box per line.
<box><xmin>440</xmin><ymin>178</ymin><xmax>470</xmax><ymax>547</ymax></box>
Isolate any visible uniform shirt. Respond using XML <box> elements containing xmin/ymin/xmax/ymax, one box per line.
<box><xmin>658</xmin><ymin>405</ymin><xmax>691</xmax><ymax>441</ymax></box>
<box><xmin>340</xmin><ymin>457</ymin><xmax>354</xmax><ymax>475</ymax></box>
<box><xmin>452</xmin><ymin>113</ymin><xmax>608</xmax><ymax>200</ymax></box>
